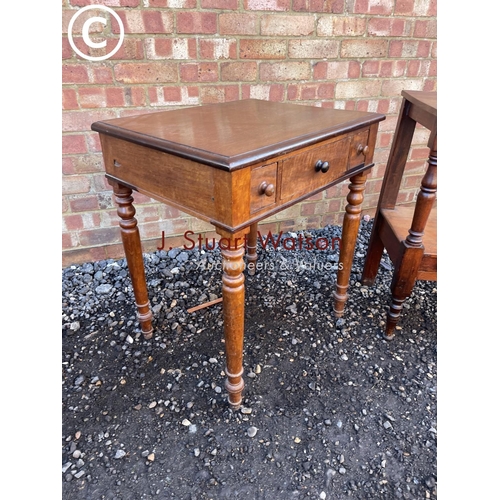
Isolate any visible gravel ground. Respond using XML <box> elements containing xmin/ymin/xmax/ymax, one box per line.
<box><xmin>62</xmin><ymin>219</ymin><xmax>437</xmax><ymax>499</ymax></box>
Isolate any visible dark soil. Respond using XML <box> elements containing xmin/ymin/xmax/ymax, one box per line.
<box><xmin>62</xmin><ymin>220</ymin><xmax>437</xmax><ymax>499</ymax></box>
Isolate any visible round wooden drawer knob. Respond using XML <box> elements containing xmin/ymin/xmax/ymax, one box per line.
<box><xmin>314</xmin><ymin>160</ymin><xmax>330</xmax><ymax>173</ymax></box>
<box><xmin>258</xmin><ymin>181</ymin><xmax>275</xmax><ymax>197</ymax></box>
<box><xmin>357</xmin><ymin>144</ymin><xmax>369</xmax><ymax>156</ymax></box>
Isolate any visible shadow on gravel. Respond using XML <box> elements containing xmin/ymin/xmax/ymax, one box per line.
<box><xmin>62</xmin><ymin>220</ymin><xmax>437</xmax><ymax>500</ymax></box>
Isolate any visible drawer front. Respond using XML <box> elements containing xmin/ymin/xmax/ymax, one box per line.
<box><xmin>280</xmin><ymin>136</ymin><xmax>350</xmax><ymax>200</ymax></box>
<box><xmin>100</xmin><ymin>135</ymin><xmax>216</xmax><ymax>216</ymax></box>
<box><xmin>250</xmin><ymin>162</ymin><xmax>278</xmax><ymax>213</ymax></box>
<box><xmin>348</xmin><ymin>129</ymin><xmax>370</xmax><ymax>169</ymax></box>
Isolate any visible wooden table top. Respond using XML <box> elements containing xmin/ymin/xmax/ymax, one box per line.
<box><xmin>402</xmin><ymin>90</ymin><xmax>437</xmax><ymax>116</ymax></box>
<box><xmin>91</xmin><ymin>99</ymin><xmax>384</xmax><ymax>171</ymax></box>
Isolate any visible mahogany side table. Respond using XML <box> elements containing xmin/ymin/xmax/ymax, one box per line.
<box><xmin>92</xmin><ymin>99</ymin><xmax>385</xmax><ymax>408</ymax></box>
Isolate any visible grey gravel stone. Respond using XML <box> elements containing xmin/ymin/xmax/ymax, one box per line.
<box><xmin>95</xmin><ymin>284</ymin><xmax>112</xmax><ymax>294</ymax></box>
<box><xmin>247</xmin><ymin>426</ymin><xmax>258</xmax><ymax>438</ymax></box>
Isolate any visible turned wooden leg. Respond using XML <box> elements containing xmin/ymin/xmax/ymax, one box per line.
<box><xmin>246</xmin><ymin>222</ymin><xmax>258</xmax><ymax>275</ymax></box>
<box><xmin>333</xmin><ymin>171</ymin><xmax>368</xmax><ymax>317</ymax></box>
<box><xmin>384</xmin><ymin>139</ymin><xmax>437</xmax><ymax>340</ymax></box>
<box><xmin>112</xmin><ymin>182</ymin><xmax>153</xmax><ymax>340</ymax></box>
<box><xmin>217</xmin><ymin>229</ymin><xmax>249</xmax><ymax>408</ymax></box>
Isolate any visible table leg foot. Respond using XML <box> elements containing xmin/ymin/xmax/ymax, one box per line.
<box><xmin>112</xmin><ymin>182</ymin><xmax>153</xmax><ymax>339</ymax></box>
<box><xmin>333</xmin><ymin>171</ymin><xmax>367</xmax><ymax>317</ymax></box>
<box><xmin>218</xmin><ymin>229</ymin><xmax>248</xmax><ymax>408</ymax></box>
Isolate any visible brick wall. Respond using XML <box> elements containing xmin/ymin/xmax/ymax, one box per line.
<box><xmin>62</xmin><ymin>0</ymin><xmax>437</xmax><ymax>267</ymax></box>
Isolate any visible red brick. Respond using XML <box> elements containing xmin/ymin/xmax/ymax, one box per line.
<box><xmin>78</xmin><ymin>226</ymin><xmax>121</xmax><ymax>247</ymax></box>
<box><xmin>63</xmin><ymin>8</ymin><xmax>105</xmax><ymax>35</ymax></box>
<box><xmin>317</xmin><ymin>16</ymin><xmax>366</xmax><ymax>37</ymax></box>
<box><xmin>410</xmin><ymin>149</ymin><xmax>430</xmax><ymax>165</ymax></box>
<box><xmin>63</xmin><ymin>155</ymin><xmax>104</xmax><ymax>175</ymax></box>
<box><xmin>114</xmin><ymin>63</ymin><xmax>178</xmax><ymax>83</ymax></box>
<box><xmin>63</xmin><ymin>110</ymin><xmax>116</xmax><ymax>132</ymax></box>
<box><xmin>89</xmin><ymin>65</ymin><xmax>114</xmax><ymax>84</ymax></box>
<box><xmin>314</xmin><ymin>61</ymin><xmax>360</xmax><ymax>80</ymax></box>
<box><xmin>427</xmin><ymin>0</ymin><xmax>437</xmax><ymax>16</ymax></box>
<box><xmin>62</xmin><ymin>232</ymin><xmax>79</xmax><ymax>251</ymax></box>
<box><xmin>62</xmin><ymin>196</ymin><xmax>69</xmax><ymax>214</ymax></box>
<box><xmin>361</xmin><ymin>60</ymin><xmax>379</xmax><ymax>77</ymax></box>
<box><xmin>110</xmin><ymin>38</ymin><xmax>143</xmax><ymax>60</ymax></box>
<box><xmin>148</xmin><ymin>86</ymin><xmax>199</xmax><ymax>106</ymax></box>
<box><xmin>403</xmin><ymin>174</ymin><xmax>425</xmax><ymax>189</ymax></box>
<box><xmin>423</xmin><ymin>79</ymin><xmax>437</xmax><ymax>92</ymax></box>
<box><xmin>141</xmin><ymin>219</ymin><xmax>190</xmax><ymax>240</ymax></box>
<box><xmin>389</xmin><ymin>40</ymin><xmax>431</xmax><ymax>58</ymax></box>
<box><xmin>289</xmin><ymin>39</ymin><xmax>340</xmax><ymax>59</ymax></box>
<box><xmin>87</xmin><ymin>133</ymin><xmax>103</xmax><ymax>153</ymax></box>
<box><xmin>164</xmin><ymin>87</ymin><xmax>182</xmax><ymax>102</ymax></box>
<box><xmin>199</xmin><ymin>85</ymin><xmax>240</xmax><ymax>104</ymax></box>
<box><xmin>62</xmin><ymin>37</ymin><xmax>72</xmax><ymax>60</ymax></box>
<box><xmin>327</xmin><ymin>199</ymin><xmax>342</xmax><ymax>213</ymax></box>
<box><xmin>63</xmin><ymin>214</ymin><xmax>83</xmax><ymax>232</ymax></box>
<box><xmin>240</xmin><ymin>39</ymin><xmax>287</xmax><ymax>59</ymax></box>
<box><xmin>145</xmin><ymin>38</ymin><xmax>197</xmax><ymax>60</ymax></box>
<box><xmin>180</xmin><ymin>63</ymin><xmax>218</xmax><ymax>82</ymax></box>
<box><xmin>287</xmin><ymin>83</ymin><xmax>335</xmax><ymax>101</ymax></box>
<box><xmin>292</xmin><ymin>0</ymin><xmax>343</xmax><ymax>13</ymax></box>
<box><xmin>221</xmin><ymin>62</ymin><xmax>258</xmax><ymax>82</ymax></box>
<box><xmin>380</xmin><ymin>60</ymin><xmax>406</xmax><ymax>77</ymax></box>
<box><xmin>149</xmin><ymin>0</ymin><xmax>196</xmax><ymax>6</ymax></box>
<box><xmin>63</xmin><ymin>64</ymin><xmax>89</xmax><ymax>84</ymax></box>
<box><xmin>201</xmin><ymin>0</ymin><xmax>238</xmax><ymax>8</ymax></box>
<box><xmin>200</xmin><ymin>39</ymin><xmax>237</xmax><ymax>60</ymax></box>
<box><xmin>91</xmin><ymin>173</ymin><xmax>109</xmax><ymax>193</ymax></box>
<box><xmin>177</xmin><ymin>12</ymin><xmax>217</xmax><ymax>34</ymax></box>
<box><xmin>261</xmin><ymin>15</ymin><xmax>314</xmax><ymax>36</ymax></box>
<box><xmin>63</xmin><ymin>89</ymin><xmax>79</xmax><ymax>110</ymax></box>
<box><xmin>220</xmin><ymin>13</ymin><xmax>259</xmax><ymax>35</ymax></box>
<box><xmin>414</xmin><ymin>19</ymin><xmax>437</xmax><ymax>39</ymax></box>
<box><xmin>105</xmin><ymin>88</ymin><xmax>125</xmax><ymax>107</ymax></box>
<box><xmin>245</xmin><ymin>0</ymin><xmax>290</xmax><ymax>10</ymax></box>
<box><xmin>401</xmin><ymin>0</ymin><xmax>435</xmax><ymax>15</ymax></box>
<box><xmin>381</xmin><ymin>78</ymin><xmax>423</xmax><ymax>96</ymax></box>
<box><xmin>241</xmin><ymin>84</ymin><xmax>285</xmax><ymax>101</ymax></box>
<box><xmin>81</xmin><ymin>212</ymin><xmax>102</xmax><ymax>230</ymax></box>
<box><xmin>69</xmin><ymin>196</ymin><xmax>99</xmax><ymax>213</ymax></box>
<box><xmin>368</xmin><ymin>18</ymin><xmax>409</xmax><ymax>37</ymax></box>
<box><xmin>394</xmin><ymin>0</ymin><xmax>414</xmax><ymax>15</ymax></box>
<box><xmin>341</xmin><ymin>39</ymin><xmax>388</xmax><ymax>58</ymax></box>
<box><xmin>159</xmin><ymin>205</ymin><xmax>182</xmax><ymax>220</ymax></box>
<box><xmin>375</xmin><ymin>99</ymin><xmax>392</xmax><ymax>114</ymax></box>
<box><xmin>63</xmin><ymin>175</ymin><xmax>91</xmax><ymax>195</ymax></box>
<box><xmin>260</xmin><ymin>62</ymin><xmax>310</xmax><ymax>81</ymax></box>
<box><xmin>124</xmin><ymin>87</ymin><xmax>147</xmax><ymax>107</ymax></box>
<box><xmin>112</xmin><ymin>10</ymin><xmax>174</xmax><ymax>34</ymax></box>
<box><xmin>63</xmin><ymin>135</ymin><xmax>87</xmax><ymax>155</ymax></box>
<box><xmin>353</xmin><ymin>0</ymin><xmax>393</xmax><ymax>14</ymax></box>
<box><xmin>78</xmin><ymin>87</ymin><xmax>106</xmax><ymax>108</ymax></box>
<box><xmin>335</xmin><ymin>80</ymin><xmax>381</xmax><ymax>99</ymax></box>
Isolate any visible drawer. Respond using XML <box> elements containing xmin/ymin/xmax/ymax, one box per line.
<box><xmin>280</xmin><ymin>136</ymin><xmax>350</xmax><ymax>200</ymax></box>
<box><xmin>100</xmin><ymin>135</ymin><xmax>216</xmax><ymax>216</ymax></box>
<box><xmin>348</xmin><ymin>129</ymin><xmax>370</xmax><ymax>169</ymax></box>
<box><xmin>250</xmin><ymin>162</ymin><xmax>277</xmax><ymax>213</ymax></box>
